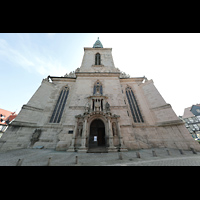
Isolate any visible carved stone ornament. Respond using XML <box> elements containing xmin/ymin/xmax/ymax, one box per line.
<box><xmin>84</xmin><ymin>102</ymin><xmax>90</xmax><ymax>113</ymax></box>
<box><xmin>119</xmin><ymin>71</ymin><xmax>130</xmax><ymax>78</ymax></box>
<box><xmin>75</xmin><ymin>67</ymin><xmax>80</xmax><ymax>72</ymax></box>
<box><xmin>64</xmin><ymin>71</ymin><xmax>76</xmax><ymax>78</ymax></box>
<box><xmin>105</xmin><ymin>102</ymin><xmax>111</xmax><ymax>111</ymax></box>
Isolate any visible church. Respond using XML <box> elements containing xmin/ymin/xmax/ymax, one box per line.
<box><xmin>0</xmin><ymin>38</ymin><xmax>199</xmax><ymax>153</ymax></box>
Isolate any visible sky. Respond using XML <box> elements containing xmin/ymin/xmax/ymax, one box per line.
<box><xmin>0</xmin><ymin>33</ymin><xmax>200</xmax><ymax>116</ymax></box>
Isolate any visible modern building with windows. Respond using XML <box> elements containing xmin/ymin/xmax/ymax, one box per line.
<box><xmin>179</xmin><ymin>104</ymin><xmax>200</xmax><ymax>139</ymax></box>
<box><xmin>0</xmin><ymin>38</ymin><xmax>199</xmax><ymax>152</ymax></box>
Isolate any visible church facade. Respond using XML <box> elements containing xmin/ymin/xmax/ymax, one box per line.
<box><xmin>1</xmin><ymin>38</ymin><xmax>199</xmax><ymax>152</ymax></box>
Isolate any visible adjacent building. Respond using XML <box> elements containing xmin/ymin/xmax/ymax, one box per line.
<box><xmin>179</xmin><ymin>104</ymin><xmax>200</xmax><ymax>139</ymax></box>
<box><xmin>0</xmin><ymin>38</ymin><xmax>199</xmax><ymax>152</ymax></box>
<box><xmin>0</xmin><ymin>109</ymin><xmax>17</xmax><ymax>137</ymax></box>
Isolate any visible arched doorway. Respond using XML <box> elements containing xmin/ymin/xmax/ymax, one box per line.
<box><xmin>88</xmin><ymin>119</ymin><xmax>106</xmax><ymax>152</ymax></box>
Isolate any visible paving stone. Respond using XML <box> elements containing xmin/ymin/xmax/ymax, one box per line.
<box><xmin>0</xmin><ymin>148</ymin><xmax>200</xmax><ymax>166</ymax></box>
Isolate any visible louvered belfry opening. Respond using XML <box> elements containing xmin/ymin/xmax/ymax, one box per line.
<box><xmin>95</xmin><ymin>53</ymin><xmax>101</xmax><ymax>65</ymax></box>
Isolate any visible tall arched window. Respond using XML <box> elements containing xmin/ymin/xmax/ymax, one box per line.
<box><xmin>93</xmin><ymin>80</ymin><xmax>103</xmax><ymax>95</ymax></box>
<box><xmin>49</xmin><ymin>86</ymin><xmax>69</xmax><ymax>123</ymax></box>
<box><xmin>126</xmin><ymin>87</ymin><xmax>144</xmax><ymax>123</ymax></box>
<box><xmin>95</xmin><ymin>53</ymin><xmax>101</xmax><ymax>65</ymax></box>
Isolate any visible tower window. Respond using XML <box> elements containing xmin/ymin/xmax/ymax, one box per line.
<box><xmin>95</xmin><ymin>53</ymin><xmax>101</xmax><ymax>65</ymax></box>
<box><xmin>126</xmin><ymin>87</ymin><xmax>144</xmax><ymax>123</ymax></box>
<box><xmin>49</xmin><ymin>86</ymin><xmax>69</xmax><ymax>123</ymax></box>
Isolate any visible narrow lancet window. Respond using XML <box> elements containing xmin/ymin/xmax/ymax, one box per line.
<box><xmin>95</xmin><ymin>53</ymin><xmax>101</xmax><ymax>65</ymax></box>
<box><xmin>49</xmin><ymin>86</ymin><xmax>69</xmax><ymax>123</ymax></box>
<box><xmin>126</xmin><ymin>87</ymin><xmax>144</xmax><ymax>123</ymax></box>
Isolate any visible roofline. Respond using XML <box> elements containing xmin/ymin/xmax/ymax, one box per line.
<box><xmin>49</xmin><ymin>76</ymin><xmax>76</xmax><ymax>79</ymax></box>
<box><xmin>84</xmin><ymin>47</ymin><xmax>112</xmax><ymax>51</ymax></box>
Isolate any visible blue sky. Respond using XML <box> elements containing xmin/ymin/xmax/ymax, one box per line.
<box><xmin>1</xmin><ymin>33</ymin><xmax>200</xmax><ymax>116</ymax></box>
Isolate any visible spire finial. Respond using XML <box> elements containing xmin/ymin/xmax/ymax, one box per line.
<box><xmin>98</xmin><ymin>37</ymin><xmax>99</xmax><ymax>40</ymax></box>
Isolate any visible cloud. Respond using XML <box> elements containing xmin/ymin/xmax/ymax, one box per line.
<box><xmin>34</xmin><ymin>55</ymin><xmax>67</xmax><ymax>76</ymax></box>
<box><xmin>0</xmin><ymin>36</ymin><xmax>67</xmax><ymax>76</ymax></box>
<box><xmin>0</xmin><ymin>38</ymin><xmax>34</xmax><ymax>72</ymax></box>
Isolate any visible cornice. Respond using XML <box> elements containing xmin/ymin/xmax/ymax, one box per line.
<box><xmin>50</xmin><ymin>76</ymin><xmax>76</xmax><ymax>82</ymax></box>
<box><xmin>75</xmin><ymin>72</ymin><xmax>120</xmax><ymax>77</ymax></box>
<box><xmin>120</xmin><ymin>77</ymin><xmax>145</xmax><ymax>83</ymax></box>
<box><xmin>84</xmin><ymin>47</ymin><xmax>112</xmax><ymax>51</ymax></box>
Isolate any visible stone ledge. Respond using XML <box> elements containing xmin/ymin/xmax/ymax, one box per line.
<box><xmin>151</xmin><ymin>104</ymin><xmax>172</xmax><ymax>111</ymax></box>
<box><xmin>75</xmin><ymin>72</ymin><xmax>120</xmax><ymax>77</ymax></box>
<box><xmin>22</xmin><ymin>104</ymin><xmax>44</xmax><ymax>112</ymax></box>
<box><xmin>120</xmin><ymin>77</ymin><xmax>145</xmax><ymax>83</ymax></box>
<box><xmin>11</xmin><ymin>121</ymin><xmax>38</xmax><ymax>127</ymax></box>
<box><xmin>156</xmin><ymin>120</ymin><xmax>184</xmax><ymax>127</ymax></box>
<box><xmin>92</xmin><ymin>65</ymin><xmax>104</xmax><ymax>67</ymax></box>
<box><xmin>50</xmin><ymin>77</ymin><xmax>76</xmax><ymax>82</ymax></box>
<box><xmin>84</xmin><ymin>47</ymin><xmax>112</xmax><ymax>51</ymax></box>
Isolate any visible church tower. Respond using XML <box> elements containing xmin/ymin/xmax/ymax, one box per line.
<box><xmin>0</xmin><ymin>38</ymin><xmax>199</xmax><ymax>152</ymax></box>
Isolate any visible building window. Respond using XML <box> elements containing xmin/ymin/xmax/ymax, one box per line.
<box><xmin>188</xmin><ymin>118</ymin><xmax>194</xmax><ymax>123</ymax></box>
<box><xmin>194</xmin><ymin>117</ymin><xmax>199</xmax><ymax>122</ymax></box>
<box><xmin>49</xmin><ymin>86</ymin><xmax>69</xmax><ymax>123</ymax></box>
<box><xmin>197</xmin><ymin>116</ymin><xmax>200</xmax><ymax>121</ymax></box>
<box><xmin>126</xmin><ymin>87</ymin><xmax>144</xmax><ymax>123</ymax></box>
<box><xmin>193</xmin><ymin>124</ymin><xmax>199</xmax><ymax>130</ymax></box>
<box><xmin>188</xmin><ymin>128</ymin><xmax>193</xmax><ymax>133</ymax></box>
<box><xmin>93</xmin><ymin>81</ymin><xmax>103</xmax><ymax>95</ymax></box>
<box><xmin>95</xmin><ymin>53</ymin><xmax>101</xmax><ymax>65</ymax></box>
<box><xmin>189</xmin><ymin>124</ymin><xmax>193</xmax><ymax>130</ymax></box>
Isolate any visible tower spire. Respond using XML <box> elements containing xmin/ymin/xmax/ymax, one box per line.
<box><xmin>93</xmin><ymin>37</ymin><xmax>103</xmax><ymax>48</ymax></box>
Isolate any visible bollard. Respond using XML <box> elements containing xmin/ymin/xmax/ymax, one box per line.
<box><xmin>75</xmin><ymin>156</ymin><xmax>78</xmax><ymax>164</ymax></box>
<box><xmin>16</xmin><ymin>158</ymin><xmax>23</xmax><ymax>166</ymax></box>
<box><xmin>118</xmin><ymin>152</ymin><xmax>123</xmax><ymax>160</ymax></box>
<box><xmin>166</xmin><ymin>149</ymin><xmax>171</xmax><ymax>156</ymax></box>
<box><xmin>152</xmin><ymin>150</ymin><xmax>157</xmax><ymax>157</ymax></box>
<box><xmin>179</xmin><ymin>149</ymin><xmax>184</xmax><ymax>155</ymax></box>
<box><xmin>47</xmin><ymin>157</ymin><xmax>51</xmax><ymax>166</ymax></box>
<box><xmin>191</xmin><ymin>147</ymin><xmax>197</xmax><ymax>154</ymax></box>
<box><xmin>136</xmin><ymin>151</ymin><xmax>141</xmax><ymax>158</ymax></box>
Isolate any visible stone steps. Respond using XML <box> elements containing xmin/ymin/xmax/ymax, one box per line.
<box><xmin>87</xmin><ymin>147</ymin><xmax>108</xmax><ymax>153</ymax></box>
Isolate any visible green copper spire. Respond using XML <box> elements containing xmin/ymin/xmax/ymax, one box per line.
<box><xmin>93</xmin><ymin>37</ymin><xmax>103</xmax><ymax>48</ymax></box>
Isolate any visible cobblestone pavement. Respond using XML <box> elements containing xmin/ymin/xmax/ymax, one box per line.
<box><xmin>1</xmin><ymin>148</ymin><xmax>200</xmax><ymax>166</ymax></box>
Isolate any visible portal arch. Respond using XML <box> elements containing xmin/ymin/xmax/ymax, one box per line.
<box><xmin>86</xmin><ymin>114</ymin><xmax>108</xmax><ymax>150</ymax></box>
<box><xmin>89</xmin><ymin>119</ymin><xmax>105</xmax><ymax>149</ymax></box>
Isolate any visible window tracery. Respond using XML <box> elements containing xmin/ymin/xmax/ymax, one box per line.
<box><xmin>49</xmin><ymin>86</ymin><xmax>69</xmax><ymax>123</ymax></box>
<box><xmin>126</xmin><ymin>87</ymin><xmax>144</xmax><ymax>123</ymax></box>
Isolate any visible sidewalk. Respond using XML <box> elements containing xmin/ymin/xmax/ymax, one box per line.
<box><xmin>0</xmin><ymin>148</ymin><xmax>200</xmax><ymax>166</ymax></box>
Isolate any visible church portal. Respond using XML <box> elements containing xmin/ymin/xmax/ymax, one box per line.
<box><xmin>88</xmin><ymin>119</ymin><xmax>106</xmax><ymax>152</ymax></box>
